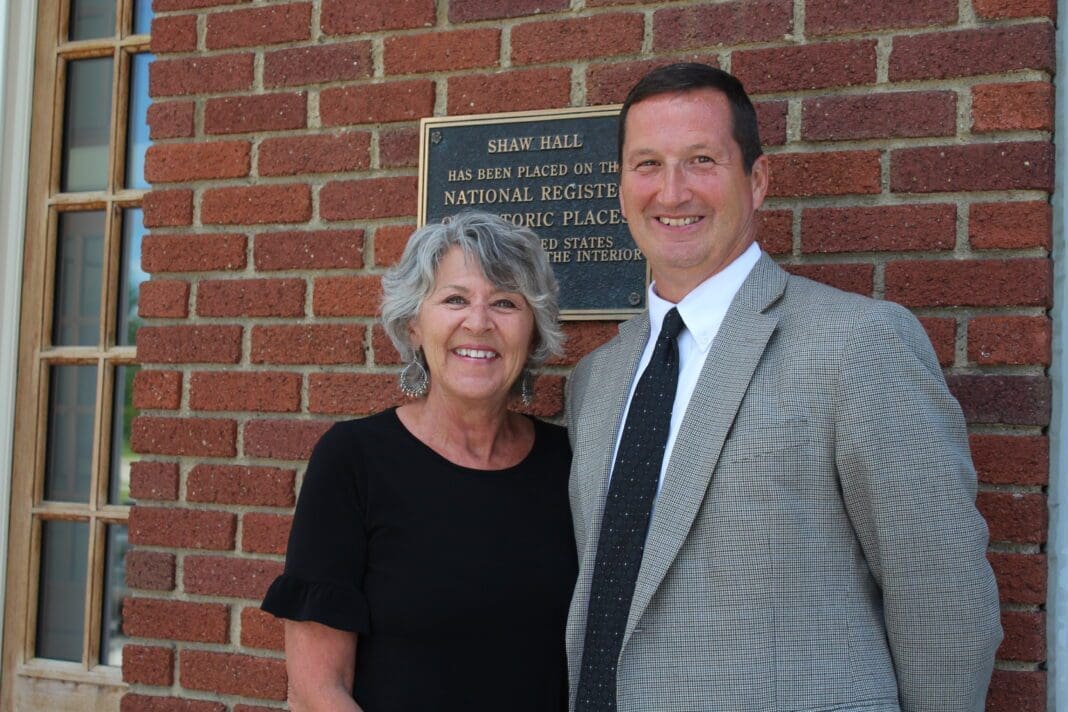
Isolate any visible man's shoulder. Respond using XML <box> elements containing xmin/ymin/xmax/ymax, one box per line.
<box><xmin>573</xmin><ymin>318</ymin><xmax>632</xmax><ymax>369</ymax></box>
<box><xmin>779</xmin><ymin>269</ymin><xmax>915</xmax><ymax>328</ymax></box>
<box><xmin>780</xmin><ymin>269</ymin><xmax>872</xmax><ymax>310</ymax></box>
<box><xmin>775</xmin><ymin>270</ymin><xmax>931</xmax><ymax>366</ymax></box>
<box><xmin>569</xmin><ymin>317</ymin><xmax>634</xmax><ymax>399</ymax></box>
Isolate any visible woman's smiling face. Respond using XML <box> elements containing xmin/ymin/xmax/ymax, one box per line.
<box><xmin>409</xmin><ymin>246</ymin><xmax>536</xmax><ymax>408</ymax></box>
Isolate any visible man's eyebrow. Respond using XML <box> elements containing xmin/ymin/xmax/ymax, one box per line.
<box><xmin>624</xmin><ymin>143</ymin><xmax>729</xmax><ymax>157</ymax></box>
<box><xmin>624</xmin><ymin>147</ymin><xmax>658</xmax><ymax>157</ymax></box>
<box><xmin>685</xmin><ymin>142</ymin><xmax>730</xmax><ymax>154</ymax></box>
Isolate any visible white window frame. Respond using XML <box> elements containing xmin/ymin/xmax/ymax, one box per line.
<box><xmin>0</xmin><ymin>0</ymin><xmax>40</xmax><ymax>668</ymax></box>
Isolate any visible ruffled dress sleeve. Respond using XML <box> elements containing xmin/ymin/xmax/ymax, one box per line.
<box><xmin>261</xmin><ymin>423</ymin><xmax>371</xmax><ymax>633</ymax></box>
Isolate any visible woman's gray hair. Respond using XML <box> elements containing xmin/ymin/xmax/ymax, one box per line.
<box><xmin>380</xmin><ymin>210</ymin><xmax>564</xmax><ymax>369</ymax></box>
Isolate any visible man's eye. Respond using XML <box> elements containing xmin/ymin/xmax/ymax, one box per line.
<box><xmin>694</xmin><ymin>155</ymin><xmax>716</xmax><ymax>164</ymax></box>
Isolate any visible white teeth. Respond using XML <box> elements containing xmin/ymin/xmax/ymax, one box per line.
<box><xmin>454</xmin><ymin>348</ymin><xmax>497</xmax><ymax>359</ymax></box>
<box><xmin>658</xmin><ymin>216</ymin><xmax>700</xmax><ymax>227</ymax></box>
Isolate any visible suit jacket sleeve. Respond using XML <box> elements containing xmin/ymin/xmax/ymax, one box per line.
<box><xmin>565</xmin><ymin>354</ymin><xmax>593</xmax><ymax>554</ymax></box>
<box><xmin>565</xmin><ymin>358</ymin><xmax>582</xmax><ymax>452</ymax></box>
<box><xmin>833</xmin><ymin>301</ymin><xmax>1001</xmax><ymax>712</ymax></box>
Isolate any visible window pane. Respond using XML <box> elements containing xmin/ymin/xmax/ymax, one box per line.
<box><xmin>117</xmin><ymin>208</ymin><xmax>146</xmax><ymax>346</ymax></box>
<box><xmin>36</xmin><ymin>520</ymin><xmax>89</xmax><ymax>662</ymax></box>
<box><xmin>69</xmin><ymin>0</ymin><xmax>116</xmax><ymax>41</ymax></box>
<box><xmin>100</xmin><ymin>524</ymin><xmax>128</xmax><ymax>666</ymax></box>
<box><xmin>108</xmin><ymin>365</ymin><xmax>137</xmax><ymax>505</ymax></box>
<box><xmin>53</xmin><ymin>211</ymin><xmax>105</xmax><ymax>346</ymax></box>
<box><xmin>125</xmin><ymin>53</ymin><xmax>153</xmax><ymax>190</ymax></box>
<box><xmin>45</xmin><ymin>365</ymin><xmax>97</xmax><ymax>503</ymax></box>
<box><xmin>132</xmin><ymin>0</ymin><xmax>153</xmax><ymax>35</ymax></box>
<box><xmin>61</xmin><ymin>57</ymin><xmax>113</xmax><ymax>193</ymax></box>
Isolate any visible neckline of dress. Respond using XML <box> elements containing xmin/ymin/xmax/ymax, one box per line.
<box><xmin>387</xmin><ymin>407</ymin><xmax>540</xmax><ymax>476</ymax></box>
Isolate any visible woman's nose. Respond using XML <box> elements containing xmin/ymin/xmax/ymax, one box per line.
<box><xmin>463</xmin><ymin>305</ymin><xmax>492</xmax><ymax>331</ymax></box>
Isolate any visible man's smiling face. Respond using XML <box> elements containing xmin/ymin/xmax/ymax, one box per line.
<box><xmin>619</xmin><ymin>88</ymin><xmax>769</xmax><ymax>303</ymax></box>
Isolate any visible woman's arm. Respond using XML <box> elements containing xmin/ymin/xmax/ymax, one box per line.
<box><xmin>285</xmin><ymin>620</ymin><xmax>362</xmax><ymax>712</ymax></box>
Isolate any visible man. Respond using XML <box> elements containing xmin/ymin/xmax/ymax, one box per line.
<box><xmin>565</xmin><ymin>63</ymin><xmax>1001</xmax><ymax>712</ymax></box>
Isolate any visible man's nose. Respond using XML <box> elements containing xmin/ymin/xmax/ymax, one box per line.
<box><xmin>658</xmin><ymin>164</ymin><xmax>690</xmax><ymax>205</ymax></box>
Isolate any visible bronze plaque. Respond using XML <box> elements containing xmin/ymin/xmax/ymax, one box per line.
<box><xmin>418</xmin><ymin>106</ymin><xmax>646</xmax><ymax>320</ymax></box>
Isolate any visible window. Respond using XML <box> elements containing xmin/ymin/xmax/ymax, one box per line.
<box><xmin>4</xmin><ymin>0</ymin><xmax>152</xmax><ymax>708</ymax></box>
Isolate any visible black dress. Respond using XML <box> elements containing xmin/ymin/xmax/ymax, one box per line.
<box><xmin>261</xmin><ymin>408</ymin><xmax>577</xmax><ymax>712</ymax></box>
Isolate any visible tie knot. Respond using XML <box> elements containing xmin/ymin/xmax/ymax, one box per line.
<box><xmin>660</xmin><ymin>307</ymin><xmax>684</xmax><ymax>342</ymax></box>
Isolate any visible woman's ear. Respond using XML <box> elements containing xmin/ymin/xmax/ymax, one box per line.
<box><xmin>408</xmin><ymin>319</ymin><xmax>421</xmax><ymax>350</ymax></box>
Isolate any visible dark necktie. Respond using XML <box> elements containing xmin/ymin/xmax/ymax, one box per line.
<box><xmin>575</xmin><ymin>307</ymin><xmax>685</xmax><ymax>712</ymax></box>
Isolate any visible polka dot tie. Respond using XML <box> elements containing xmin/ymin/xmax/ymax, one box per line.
<box><xmin>575</xmin><ymin>307</ymin><xmax>685</xmax><ymax>712</ymax></box>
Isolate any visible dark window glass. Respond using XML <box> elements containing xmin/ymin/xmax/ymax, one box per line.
<box><xmin>116</xmin><ymin>209</ymin><xmax>146</xmax><ymax>346</ymax></box>
<box><xmin>100</xmin><ymin>524</ymin><xmax>128</xmax><ymax>666</ymax></box>
<box><xmin>69</xmin><ymin>0</ymin><xmax>115</xmax><ymax>41</ymax></box>
<box><xmin>44</xmin><ymin>365</ymin><xmax>97</xmax><ymax>503</ymax></box>
<box><xmin>36</xmin><ymin>520</ymin><xmax>89</xmax><ymax>662</ymax></box>
<box><xmin>125</xmin><ymin>53</ymin><xmax>153</xmax><ymax>190</ymax></box>
<box><xmin>53</xmin><ymin>211</ymin><xmax>105</xmax><ymax>346</ymax></box>
<box><xmin>61</xmin><ymin>57</ymin><xmax>113</xmax><ymax>193</ymax></box>
<box><xmin>108</xmin><ymin>365</ymin><xmax>137</xmax><ymax>505</ymax></box>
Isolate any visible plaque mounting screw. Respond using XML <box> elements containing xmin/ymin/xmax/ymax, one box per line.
<box><xmin>628</xmin><ymin>292</ymin><xmax>641</xmax><ymax>306</ymax></box>
<box><xmin>431</xmin><ymin>131</ymin><xmax>442</xmax><ymax>144</ymax></box>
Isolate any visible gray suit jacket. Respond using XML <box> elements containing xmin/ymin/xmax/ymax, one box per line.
<box><xmin>565</xmin><ymin>253</ymin><xmax>1002</xmax><ymax>712</ymax></box>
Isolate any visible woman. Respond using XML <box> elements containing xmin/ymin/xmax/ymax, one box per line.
<box><xmin>261</xmin><ymin>211</ymin><xmax>577</xmax><ymax>712</ymax></box>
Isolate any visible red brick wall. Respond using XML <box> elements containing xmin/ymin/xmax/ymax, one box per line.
<box><xmin>128</xmin><ymin>1</ymin><xmax>1054</xmax><ymax>709</ymax></box>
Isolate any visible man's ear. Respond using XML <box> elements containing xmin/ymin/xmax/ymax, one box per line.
<box><xmin>749</xmin><ymin>154</ymin><xmax>770</xmax><ymax>210</ymax></box>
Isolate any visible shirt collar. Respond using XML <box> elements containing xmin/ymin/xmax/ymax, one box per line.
<box><xmin>646</xmin><ymin>242</ymin><xmax>762</xmax><ymax>352</ymax></box>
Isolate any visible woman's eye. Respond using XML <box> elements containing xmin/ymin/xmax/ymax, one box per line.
<box><xmin>493</xmin><ymin>299</ymin><xmax>518</xmax><ymax>309</ymax></box>
<box><xmin>444</xmin><ymin>295</ymin><xmax>466</xmax><ymax>305</ymax></box>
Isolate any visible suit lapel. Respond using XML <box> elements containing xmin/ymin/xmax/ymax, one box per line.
<box><xmin>623</xmin><ymin>253</ymin><xmax>788</xmax><ymax>641</ymax></box>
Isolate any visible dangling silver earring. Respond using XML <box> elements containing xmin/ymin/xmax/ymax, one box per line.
<box><xmin>519</xmin><ymin>369</ymin><xmax>535</xmax><ymax>406</ymax></box>
<box><xmin>399</xmin><ymin>352</ymin><xmax>429</xmax><ymax>398</ymax></box>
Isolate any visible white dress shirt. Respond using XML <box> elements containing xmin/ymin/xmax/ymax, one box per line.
<box><xmin>610</xmin><ymin>242</ymin><xmax>762</xmax><ymax>493</ymax></box>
